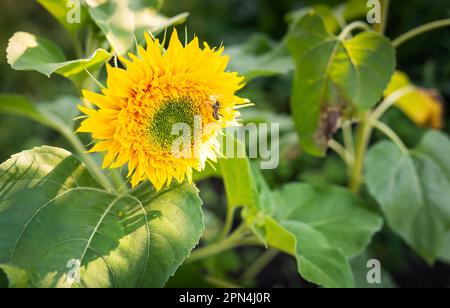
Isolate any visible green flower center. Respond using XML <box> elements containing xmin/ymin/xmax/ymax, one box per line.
<box><xmin>148</xmin><ymin>97</ymin><xmax>200</xmax><ymax>151</ymax></box>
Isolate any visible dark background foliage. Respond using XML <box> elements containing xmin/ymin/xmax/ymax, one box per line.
<box><xmin>0</xmin><ymin>0</ymin><xmax>449</xmax><ymax>287</ymax></box>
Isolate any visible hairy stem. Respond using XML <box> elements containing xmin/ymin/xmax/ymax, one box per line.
<box><xmin>349</xmin><ymin>113</ymin><xmax>372</xmax><ymax>195</ymax></box>
<box><xmin>62</xmin><ymin>130</ymin><xmax>115</xmax><ymax>191</ymax></box>
<box><xmin>41</xmin><ymin>109</ymin><xmax>116</xmax><ymax>191</ymax></box>
<box><xmin>370</xmin><ymin>86</ymin><xmax>415</xmax><ymax>122</ymax></box>
<box><xmin>188</xmin><ymin>226</ymin><xmax>263</xmax><ymax>264</ymax></box>
<box><xmin>328</xmin><ymin>139</ymin><xmax>353</xmax><ymax>167</ymax></box>
<box><xmin>373</xmin><ymin>120</ymin><xmax>408</xmax><ymax>154</ymax></box>
<box><xmin>393</xmin><ymin>19</ymin><xmax>450</xmax><ymax>48</ymax></box>
<box><xmin>339</xmin><ymin>21</ymin><xmax>372</xmax><ymax>40</ymax></box>
<box><xmin>218</xmin><ymin>206</ymin><xmax>236</xmax><ymax>240</ymax></box>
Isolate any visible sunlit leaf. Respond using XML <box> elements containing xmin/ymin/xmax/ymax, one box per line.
<box><xmin>6</xmin><ymin>32</ymin><xmax>112</xmax><ymax>81</ymax></box>
<box><xmin>86</xmin><ymin>0</ymin><xmax>188</xmax><ymax>55</ymax></box>
<box><xmin>0</xmin><ymin>146</ymin><xmax>204</xmax><ymax>288</ymax></box>
<box><xmin>385</xmin><ymin>71</ymin><xmax>444</xmax><ymax>129</ymax></box>
<box><xmin>0</xmin><ymin>264</ymin><xmax>29</xmax><ymax>288</ymax></box>
<box><xmin>287</xmin><ymin>13</ymin><xmax>395</xmax><ymax>156</ymax></box>
<box><xmin>366</xmin><ymin>131</ymin><xmax>450</xmax><ymax>264</ymax></box>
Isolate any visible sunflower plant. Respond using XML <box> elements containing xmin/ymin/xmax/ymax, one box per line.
<box><xmin>0</xmin><ymin>0</ymin><xmax>450</xmax><ymax>289</ymax></box>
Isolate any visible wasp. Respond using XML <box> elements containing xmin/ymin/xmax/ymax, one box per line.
<box><xmin>211</xmin><ymin>96</ymin><xmax>222</xmax><ymax>121</ymax></box>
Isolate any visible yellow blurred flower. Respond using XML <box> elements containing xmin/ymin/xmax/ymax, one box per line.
<box><xmin>77</xmin><ymin>30</ymin><xmax>247</xmax><ymax>190</ymax></box>
<box><xmin>384</xmin><ymin>71</ymin><xmax>444</xmax><ymax>129</ymax></box>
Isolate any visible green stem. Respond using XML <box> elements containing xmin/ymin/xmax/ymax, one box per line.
<box><xmin>370</xmin><ymin>86</ymin><xmax>415</xmax><ymax>122</ymax></box>
<box><xmin>188</xmin><ymin>226</ymin><xmax>263</xmax><ymax>264</ymax></box>
<box><xmin>374</xmin><ymin>0</ymin><xmax>390</xmax><ymax>34</ymax></box>
<box><xmin>349</xmin><ymin>113</ymin><xmax>372</xmax><ymax>195</ymax></box>
<box><xmin>373</xmin><ymin>120</ymin><xmax>408</xmax><ymax>154</ymax></box>
<box><xmin>348</xmin><ymin>87</ymin><xmax>414</xmax><ymax>194</ymax></box>
<box><xmin>218</xmin><ymin>206</ymin><xmax>236</xmax><ymax>240</ymax></box>
<box><xmin>343</xmin><ymin>123</ymin><xmax>355</xmax><ymax>158</ymax></box>
<box><xmin>110</xmin><ymin>169</ymin><xmax>129</xmax><ymax>192</ymax></box>
<box><xmin>393</xmin><ymin>19</ymin><xmax>450</xmax><ymax>48</ymax></box>
<box><xmin>328</xmin><ymin>139</ymin><xmax>352</xmax><ymax>167</ymax></box>
<box><xmin>339</xmin><ymin>21</ymin><xmax>372</xmax><ymax>40</ymax></box>
<box><xmin>204</xmin><ymin>276</ymin><xmax>241</xmax><ymax>288</ymax></box>
<box><xmin>242</xmin><ymin>250</ymin><xmax>279</xmax><ymax>284</ymax></box>
<box><xmin>63</xmin><ymin>130</ymin><xmax>116</xmax><ymax>192</ymax></box>
<box><xmin>41</xmin><ymin>110</ymin><xmax>116</xmax><ymax>192</ymax></box>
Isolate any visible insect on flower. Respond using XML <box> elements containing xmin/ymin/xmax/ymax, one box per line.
<box><xmin>211</xmin><ymin>96</ymin><xmax>222</xmax><ymax>121</ymax></box>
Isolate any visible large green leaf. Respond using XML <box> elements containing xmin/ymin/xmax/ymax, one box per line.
<box><xmin>37</xmin><ymin>0</ymin><xmax>88</xmax><ymax>37</ymax></box>
<box><xmin>226</xmin><ymin>35</ymin><xmax>294</xmax><ymax>82</ymax></box>
<box><xmin>268</xmin><ymin>183</ymin><xmax>381</xmax><ymax>288</ymax></box>
<box><xmin>0</xmin><ymin>146</ymin><xmax>204</xmax><ymax>288</ymax></box>
<box><xmin>365</xmin><ymin>131</ymin><xmax>450</xmax><ymax>264</ymax></box>
<box><xmin>272</xmin><ymin>184</ymin><xmax>382</xmax><ymax>259</ymax></box>
<box><xmin>218</xmin><ymin>135</ymin><xmax>381</xmax><ymax>287</ymax></box>
<box><xmin>6</xmin><ymin>32</ymin><xmax>111</xmax><ymax>80</ymax></box>
<box><xmin>287</xmin><ymin>13</ymin><xmax>395</xmax><ymax>156</ymax></box>
<box><xmin>87</xmin><ymin>0</ymin><xmax>188</xmax><ymax>55</ymax></box>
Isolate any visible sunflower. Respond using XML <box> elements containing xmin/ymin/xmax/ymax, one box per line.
<box><xmin>77</xmin><ymin>29</ymin><xmax>247</xmax><ymax>191</ymax></box>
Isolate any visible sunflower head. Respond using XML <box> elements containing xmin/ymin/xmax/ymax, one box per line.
<box><xmin>77</xmin><ymin>29</ymin><xmax>247</xmax><ymax>191</ymax></box>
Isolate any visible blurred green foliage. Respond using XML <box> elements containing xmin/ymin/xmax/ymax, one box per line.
<box><xmin>1</xmin><ymin>0</ymin><xmax>449</xmax><ymax>287</ymax></box>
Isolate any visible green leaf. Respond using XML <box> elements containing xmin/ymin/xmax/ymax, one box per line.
<box><xmin>268</xmin><ymin>183</ymin><xmax>381</xmax><ymax>288</ymax></box>
<box><xmin>287</xmin><ymin>5</ymin><xmax>341</xmax><ymax>34</ymax></box>
<box><xmin>218</xmin><ymin>135</ymin><xmax>260</xmax><ymax>213</ymax></box>
<box><xmin>0</xmin><ymin>94</ymin><xmax>80</xmax><ymax>132</ymax></box>
<box><xmin>283</xmin><ymin>222</ymin><xmax>353</xmax><ymax>288</ymax></box>
<box><xmin>365</xmin><ymin>131</ymin><xmax>450</xmax><ymax>264</ymax></box>
<box><xmin>87</xmin><ymin>0</ymin><xmax>188</xmax><ymax>55</ymax></box>
<box><xmin>287</xmin><ymin>13</ymin><xmax>395</xmax><ymax>156</ymax></box>
<box><xmin>350</xmin><ymin>251</ymin><xmax>396</xmax><ymax>288</ymax></box>
<box><xmin>37</xmin><ymin>0</ymin><xmax>87</xmax><ymax>37</ymax></box>
<box><xmin>0</xmin><ymin>146</ymin><xmax>204</xmax><ymax>288</ymax></box>
<box><xmin>217</xmin><ymin>133</ymin><xmax>380</xmax><ymax>287</ymax></box>
<box><xmin>6</xmin><ymin>32</ymin><xmax>111</xmax><ymax>80</ymax></box>
<box><xmin>272</xmin><ymin>184</ymin><xmax>383</xmax><ymax>258</ymax></box>
<box><xmin>226</xmin><ymin>35</ymin><xmax>294</xmax><ymax>82</ymax></box>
